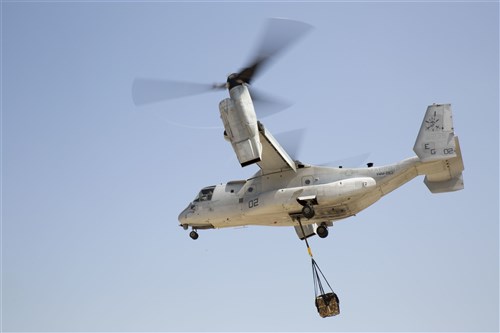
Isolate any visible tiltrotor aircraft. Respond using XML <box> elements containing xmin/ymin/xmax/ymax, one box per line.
<box><xmin>132</xmin><ymin>18</ymin><xmax>464</xmax><ymax>240</ymax></box>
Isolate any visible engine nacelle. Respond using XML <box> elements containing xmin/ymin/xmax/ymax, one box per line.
<box><xmin>219</xmin><ymin>84</ymin><xmax>262</xmax><ymax>167</ymax></box>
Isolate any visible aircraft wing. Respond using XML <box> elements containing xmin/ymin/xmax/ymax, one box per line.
<box><xmin>256</xmin><ymin>122</ymin><xmax>297</xmax><ymax>173</ymax></box>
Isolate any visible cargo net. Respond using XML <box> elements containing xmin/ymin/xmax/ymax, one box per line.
<box><xmin>312</xmin><ymin>258</ymin><xmax>340</xmax><ymax>318</ymax></box>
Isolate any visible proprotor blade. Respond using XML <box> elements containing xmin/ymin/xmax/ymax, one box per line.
<box><xmin>249</xmin><ymin>88</ymin><xmax>292</xmax><ymax>117</ymax></box>
<box><xmin>131</xmin><ymin>78</ymin><xmax>224</xmax><ymax>106</ymax></box>
<box><xmin>233</xmin><ymin>18</ymin><xmax>313</xmax><ymax>87</ymax></box>
<box><xmin>274</xmin><ymin>128</ymin><xmax>307</xmax><ymax>161</ymax></box>
<box><xmin>132</xmin><ymin>18</ymin><xmax>312</xmax><ymax>106</ymax></box>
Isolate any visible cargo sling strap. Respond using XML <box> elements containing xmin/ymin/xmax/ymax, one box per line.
<box><xmin>296</xmin><ymin>217</ymin><xmax>340</xmax><ymax>317</ymax></box>
<box><xmin>312</xmin><ymin>258</ymin><xmax>333</xmax><ymax>298</ymax></box>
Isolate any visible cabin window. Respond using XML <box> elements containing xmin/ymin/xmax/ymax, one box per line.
<box><xmin>193</xmin><ymin>186</ymin><xmax>215</xmax><ymax>202</ymax></box>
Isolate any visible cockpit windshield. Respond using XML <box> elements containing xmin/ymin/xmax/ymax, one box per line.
<box><xmin>193</xmin><ymin>185</ymin><xmax>215</xmax><ymax>202</ymax></box>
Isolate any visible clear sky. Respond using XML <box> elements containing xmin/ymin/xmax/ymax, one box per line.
<box><xmin>2</xmin><ymin>1</ymin><xmax>499</xmax><ymax>332</ymax></box>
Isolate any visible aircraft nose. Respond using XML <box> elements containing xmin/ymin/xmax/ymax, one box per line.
<box><xmin>178</xmin><ymin>208</ymin><xmax>188</xmax><ymax>223</ymax></box>
<box><xmin>178</xmin><ymin>205</ymin><xmax>195</xmax><ymax>227</ymax></box>
<box><xmin>178</xmin><ymin>208</ymin><xmax>190</xmax><ymax>231</ymax></box>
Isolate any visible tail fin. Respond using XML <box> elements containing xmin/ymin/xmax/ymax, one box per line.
<box><xmin>414</xmin><ymin>104</ymin><xmax>457</xmax><ymax>162</ymax></box>
<box><xmin>414</xmin><ymin>104</ymin><xmax>465</xmax><ymax>193</ymax></box>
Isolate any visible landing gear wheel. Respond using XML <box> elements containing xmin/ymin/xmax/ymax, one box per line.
<box><xmin>302</xmin><ymin>204</ymin><xmax>315</xmax><ymax>219</ymax></box>
<box><xmin>189</xmin><ymin>230</ymin><xmax>199</xmax><ymax>240</ymax></box>
<box><xmin>316</xmin><ymin>225</ymin><xmax>329</xmax><ymax>239</ymax></box>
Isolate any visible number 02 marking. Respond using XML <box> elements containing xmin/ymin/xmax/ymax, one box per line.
<box><xmin>248</xmin><ymin>198</ymin><xmax>259</xmax><ymax>208</ymax></box>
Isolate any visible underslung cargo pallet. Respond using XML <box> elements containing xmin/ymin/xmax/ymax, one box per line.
<box><xmin>297</xmin><ymin>217</ymin><xmax>340</xmax><ymax>318</ymax></box>
<box><xmin>312</xmin><ymin>258</ymin><xmax>340</xmax><ymax>317</ymax></box>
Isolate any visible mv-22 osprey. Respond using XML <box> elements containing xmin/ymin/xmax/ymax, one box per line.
<box><xmin>132</xmin><ymin>18</ymin><xmax>465</xmax><ymax>240</ymax></box>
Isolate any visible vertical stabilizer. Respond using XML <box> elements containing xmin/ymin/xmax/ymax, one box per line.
<box><xmin>413</xmin><ymin>104</ymin><xmax>464</xmax><ymax>193</ymax></box>
<box><xmin>413</xmin><ymin>104</ymin><xmax>457</xmax><ymax>162</ymax></box>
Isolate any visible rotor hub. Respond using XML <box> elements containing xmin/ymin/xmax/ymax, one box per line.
<box><xmin>227</xmin><ymin>73</ymin><xmax>245</xmax><ymax>90</ymax></box>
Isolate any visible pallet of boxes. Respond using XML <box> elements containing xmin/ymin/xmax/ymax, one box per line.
<box><xmin>312</xmin><ymin>258</ymin><xmax>340</xmax><ymax>317</ymax></box>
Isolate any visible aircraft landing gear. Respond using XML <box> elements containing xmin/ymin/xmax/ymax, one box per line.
<box><xmin>302</xmin><ymin>204</ymin><xmax>315</xmax><ymax>219</ymax></box>
<box><xmin>189</xmin><ymin>230</ymin><xmax>199</xmax><ymax>240</ymax></box>
<box><xmin>316</xmin><ymin>225</ymin><xmax>329</xmax><ymax>238</ymax></box>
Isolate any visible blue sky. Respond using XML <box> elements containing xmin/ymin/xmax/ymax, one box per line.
<box><xmin>2</xmin><ymin>1</ymin><xmax>499</xmax><ymax>332</ymax></box>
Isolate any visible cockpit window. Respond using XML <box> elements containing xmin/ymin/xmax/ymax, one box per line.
<box><xmin>193</xmin><ymin>185</ymin><xmax>215</xmax><ymax>202</ymax></box>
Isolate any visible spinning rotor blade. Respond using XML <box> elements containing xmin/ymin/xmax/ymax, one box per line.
<box><xmin>132</xmin><ymin>18</ymin><xmax>312</xmax><ymax>109</ymax></box>
<box><xmin>234</xmin><ymin>18</ymin><xmax>313</xmax><ymax>85</ymax></box>
<box><xmin>131</xmin><ymin>78</ymin><xmax>224</xmax><ymax>106</ymax></box>
<box><xmin>250</xmin><ymin>88</ymin><xmax>292</xmax><ymax>118</ymax></box>
<box><xmin>274</xmin><ymin>128</ymin><xmax>307</xmax><ymax>161</ymax></box>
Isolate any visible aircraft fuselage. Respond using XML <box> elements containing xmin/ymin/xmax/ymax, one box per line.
<box><xmin>178</xmin><ymin>157</ymin><xmax>423</xmax><ymax>231</ymax></box>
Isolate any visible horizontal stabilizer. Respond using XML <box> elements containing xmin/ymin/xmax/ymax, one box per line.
<box><xmin>424</xmin><ymin>174</ymin><xmax>464</xmax><ymax>193</ymax></box>
<box><xmin>416</xmin><ymin>135</ymin><xmax>464</xmax><ymax>193</ymax></box>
